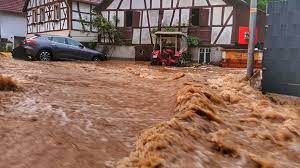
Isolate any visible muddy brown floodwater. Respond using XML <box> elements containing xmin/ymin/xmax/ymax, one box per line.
<box><xmin>0</xmin><ymin>57</ymin><xmax>299</xmax><ymax>168</ymax></box>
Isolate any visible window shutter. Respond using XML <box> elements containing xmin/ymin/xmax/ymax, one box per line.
<box><xmin>199</xmin><ymin>9</ymin><xmax>209</xmax><ymax>27</ymax></box>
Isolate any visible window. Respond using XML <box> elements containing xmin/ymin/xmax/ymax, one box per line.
<box><xmin>40</xmin><ymin>7</ymin><xmax>45</xmax><ymax>22</ymax></box>
<box><xmin>66</xmin><ymin>38</ymin><xmax>81</xmax><ymax>47</ymax></box>
<box><xmin>54</xmin><ymin>5</ymin><xmax>61</xmax><ymax>20</ymax></box>
<box><xmin>191</xmin><ymin>9</ymin><xmax>200</xmax><ymax>26</ymax></box>
<box><xmin>191</xmin><ymin>8</ymin><xmax>209</xmax><ymax>26</ymax></box>
<box><xmin>32</xmin><ymin>9</ymin><xmax>38</xmax><ymax>23</ymax></box>
<box><xmin>198</xmin><ymin>48</ymin><xmax>211</xmax><ymax>64</ymax></box>
<box><xmin>125</xmin><ymin>11</ymin><xmax>133</xmax><ymax>27</ymax></box>
<box><xmin>52</xmin><ymin>37</ymin><xmax>66</xmax><ymax>44</ymax></box>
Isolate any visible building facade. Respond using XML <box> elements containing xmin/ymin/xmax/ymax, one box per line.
<box><xmin>24</xmin><ymin>0</ymin><xmax>103</xmax><ymax>42</ymax></box>
<box><xmin>95</xmin><ymin>0</ymin><xmax>266</xmax><ymax>61</ymax></box>
<box><xmin>0</xmin><ymin>0</ymin><xmax>27</xmax><ymax>49</ymax></box>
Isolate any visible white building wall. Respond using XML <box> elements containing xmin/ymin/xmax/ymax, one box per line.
<box><xmin>0</xmin><ymin>12</ymin><xmax>27</xmax><ymax>47</ymax></box>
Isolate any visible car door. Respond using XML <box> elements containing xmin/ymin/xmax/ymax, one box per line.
<box><xmin>50</xmin><ymin>37</ymin><xmax>70</xmax><ymax>60</ymax></box>
<box><xmin>65</xmin><ymin>38</ymin><xmax>87</xmax><ymax>60</ymax></box>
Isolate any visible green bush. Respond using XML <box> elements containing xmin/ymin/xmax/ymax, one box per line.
<box><xmin>187</xmin><ymin>36</ymin><xmax>201</xmax><ymax>47</ymax></box>
<box><xmin>5</xmin><ymin>45</ymin><xmax>12</xmax><ymax>52</ymax></box>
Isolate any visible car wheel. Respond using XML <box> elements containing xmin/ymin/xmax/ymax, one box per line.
<box><xmin>38</xmin><ymin>50</ymin><xmax>52</xmax><ymax>61</ymax></box>
<box><xmin>93</xmin><ymin>56</ymin><xmax>101</xmax><ymax>62</ymax></box>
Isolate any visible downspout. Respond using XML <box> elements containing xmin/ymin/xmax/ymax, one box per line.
<box><xmin>65</xmin><ymin>0</ymin><xmax>72</xmax><ymax>37</ymax></box>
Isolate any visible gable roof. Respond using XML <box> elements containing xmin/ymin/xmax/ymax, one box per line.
<box><xmin>0</xmin><ymin>0</ymin><xmax>26</xmax><ymax>14</ymax></box>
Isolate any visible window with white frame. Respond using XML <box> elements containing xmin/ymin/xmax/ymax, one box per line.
<box><xmin>198</xmin><ymin>48</ymin><xmax>211</xmax><ymax>64</ymax></box>
<box><xmin>54</xmin><ymin>5</ymin><xmax>61</xmax><ymax>20</ymax></box>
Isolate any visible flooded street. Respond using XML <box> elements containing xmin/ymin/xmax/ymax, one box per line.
<box><xmin>0</xmin><ymin>57</ymin><xmax>299</xmax><ymax>168</ymax></box>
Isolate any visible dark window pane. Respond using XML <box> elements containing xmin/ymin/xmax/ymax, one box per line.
<box><xmin>126</xmin><ymin>11</ymin><xmax>133</xmax><ymax>27</ymax></box>
<box><xmin>191</xmin><ymin>9</ymin><xmax>200</xmax><ymax>26</ymax></box>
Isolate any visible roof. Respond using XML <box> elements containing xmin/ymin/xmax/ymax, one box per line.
<box><xmin>95</xmin><ymin>0</ymin><xmax>250</xmax><ymax>11</ymax></box>
<box><xmin>23</xmin><ymin>0</ymin><xmax>103</xmax><ymax>12</ymax></box>
<box><xmin>75</xmin><ymin>0</ymin><xmax>103</xmax><ymax>5</ymax></box>
<box><xmin>0</xmin><ymin>0</ymin><xmax>26</xmax><ymax>14</ymax></box>
<box><xmin>154</xmin><ymin>32</ymin><xmax>187</xmax><ymax>37</ymax></box>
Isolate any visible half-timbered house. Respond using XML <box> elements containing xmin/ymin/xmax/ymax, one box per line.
<box><xmin>95</xmin><ymin>0</ymin><xmax>266</xmax><ymax>62</ymax></box>
<box><xmin>23</xmin><ymin>0</ymin><xmax>103</xmax><ymax>42</ymax></box>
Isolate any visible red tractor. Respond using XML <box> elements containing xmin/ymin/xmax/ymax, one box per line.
<box><xmin>151</xmin><ymin>32</ymin><xmax>188</xmax><ymax>66</ymax></box>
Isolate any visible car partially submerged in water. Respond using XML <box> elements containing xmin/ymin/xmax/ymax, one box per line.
<box><xmin>12</xmin><ymin>35</ymin><xmax>106</xmax><ymax>61</ymax></box>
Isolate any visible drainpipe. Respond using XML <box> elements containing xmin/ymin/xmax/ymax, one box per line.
<box><xmin>65</xmin><ymin>0</ymin><xmax>72</xmax><ymax>37</ymax></box>
<box><xmin>247</xmin><ymin>0</ymin><xmax>258</xmax><ymax>78</ymax></box>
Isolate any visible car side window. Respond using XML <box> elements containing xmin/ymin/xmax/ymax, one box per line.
<box><xmin>66</xmin><ymin>38</ymin><xmax>81</xmax><ymax>47</ymax></box>
<box><xmin>52</xmin><ymin>37</ymin><xmax>66</xmax><ymax>44</ymax></box>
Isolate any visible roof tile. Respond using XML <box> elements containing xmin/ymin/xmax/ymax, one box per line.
<box><xmin>0</xmin><ymin>0</ymin><xmax>25</xmax><ymax>14</ymax></box>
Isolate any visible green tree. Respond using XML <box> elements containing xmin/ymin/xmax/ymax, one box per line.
<box><xmin>246</xmin><ymin>0</ymin><xmax>269</xmax><ymax>10</ymax></box>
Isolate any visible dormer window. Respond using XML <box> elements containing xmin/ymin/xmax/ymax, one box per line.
<box><xmin>54</xmin><ymin>5</ymin><xmax>61</xmax><ymax>20</ymax></box>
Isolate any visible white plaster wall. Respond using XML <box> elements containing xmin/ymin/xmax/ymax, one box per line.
<box><xmin>142</xmin><ymin>11</ymin><xmax>148</xmax><ymax>27</ymax></box>
<box><xmin>119</xmin><ymin>0</ymin><xmax>130</xmax><ymax>9</ymax></box>
<box><xmin>179</xmin><ymin>0</ymin><xmax>193</xmax><ymax>7</ymax></box>
<box><xmin>211</xmin><ymin>27</ymin><xmax>222</xmax><ymax>44</ymax></box>
<box><xmin>209</xmin><ymin>0</ymin><xmax>226</xmax><ymax>6</ymax></box>
<box><xmin>132</xmin><ymin>0</ymin><xmax>145</xmax><ymax>9</ymax></box>
<box><xmin>194</xmin><ymin>0</ymin><xmax>208</xmax><ymax>6</ymax></box>
<box><xmin>72</xmin><ymin>1</ymin><xmax>78</xmax><ymax>10</ymax></box>
<box><xmin>162</xmin><ymin>0</ymin><xmax>172</xmax><ymax>8</ymax></box>
<box><xmin>213</xmin><ymin>7</ymin><xmax>222</xmax><ymax>25</ymax></box>
<box><xmin>132</xmin><ymin>29</ymin><xmax>140</xmax><ymax>44</ymax></box>
<box><xmin>109</xmin><ymin>11</ymin><xmax>117</xmax><ymax>23</ymax></box>
<box><xmin>117</xmin><ymin>11</ymin><xmax>125</xmax><ymax>27</ymax></box>
<box><xmin>146</xmin><ymin>0</ymin><xmax>151</xmax><ymax>8</ymax></box>
<box><xmin>172</xmin><ymin>9</ymin><xmax>180</xmax><ymax>26</ymax></box>
<box><xmin>141</xmin><ymin>28</ymin><xmax>151</xmax><ymax>44</ymax></box>
<box><xmin>73</xmin><ymin>11</ymin><xmax>80</xmax><ymax>20</ymax></box>
<box><xmin>101</xmin><ymin>11</ymin><xmax>109</xmax><ymax>20</ymax></box>
<box><xmin>181</xmin><ymin>9</ymin><xmax>190</xmax><ymax>26</ymax></box>
<box><xmin>210</xmin><ymin>47</ymin><xmax>223</xmax><ymax>63</ymax></box>
<box><xmin>79</xmin><ymin>3</ymin><xmax>91</xmax><ymax>13</ymax></box>
<box><xmin>96</xmin><ymin>45</ymin><xmax>135</xmax><ymax>59</ymax></box>
<box><xmin>152</xmin><ymin>0</ymin><xmax>161</xmax><ymax>9</ymax></box>
<box><xmin>32</xmin><ymin>30</ymin><xmax>70</xmax><ymax>37</ymax></box>
<box><xmin>190</xmin><ymin>47</ymin><xmax>200</xmax><ymax>62</ymax></box>
<box><xmin>173</xmin><ymin>0</ymin><xmax>179</xmax><ymax>7</ymax></box>
<box><xmin>72</xmin><ymin>21</ymin><xmax>83</xmax><ymax>30</ymax></box>
<box><xmin>216</xmin><ymin>26</ymin><xmax>232</xmax><ymax>44</ymax></box>
<box><xmin>148</xmin><ymin>10</ymin><xmax>159</xmax><ymax>27</ymax></box>
<box><xmin>70</xmin><ymin>30</ymin><xmax>98</xmax><ymax>42</ymax></box>
<box><xmin>0</xmin><ymin>12</ymin><xmax>27</xmax><ymax>45</ymax></box>
<box><xmin>224</xmin><ymin>7</ymin><xmax>233</xmax><ymax>24</ymax></box>
<box><xmin>162</xmin><ymin>10</ymin><xmax>173</xmax><ymax>26</ymax></box>
<box><xmin>108</xmin><ymin>0</ymin><xmax>122</xmax><ymax>9</ymax></box>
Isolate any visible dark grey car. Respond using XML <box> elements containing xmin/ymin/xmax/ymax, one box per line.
<box><xmin>12</xmin><ymin>35</ymin><xmax>106</xmax><ymax>61</ymax></box>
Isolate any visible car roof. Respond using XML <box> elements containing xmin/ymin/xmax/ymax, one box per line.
<box><xmin>33</xmin><ymin>34</ymin><xmax>74</xmax><ymax>40</ymax></box>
